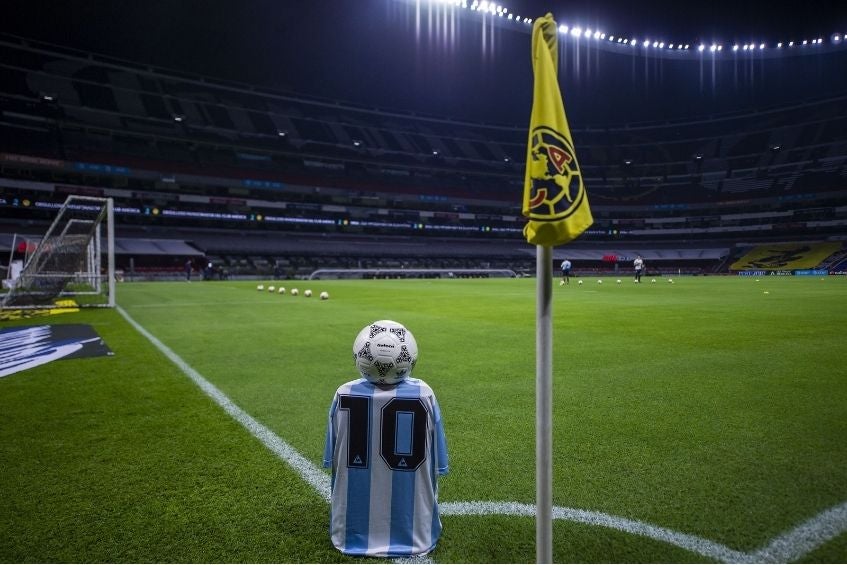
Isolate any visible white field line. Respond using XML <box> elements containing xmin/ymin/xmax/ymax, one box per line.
<box><xmin>117</xmin><ymin>306</ymin><xmax>331</xmax><ymax>502</ymax></box>
<box><xmin>118</xmin><ymin>305</ymin><xmax>847</xmax><ymax>563</ymax></box>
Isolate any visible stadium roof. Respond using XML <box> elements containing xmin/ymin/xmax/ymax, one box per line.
<box><xmin>2</xmin><ymin>1</ymin><xmax>846</xmax><ymax>125</ymax></box>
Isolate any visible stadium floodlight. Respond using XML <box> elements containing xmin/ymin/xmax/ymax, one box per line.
<box><xmin>570</xmin><ymin>27</ymin><xmax>581</xmax><ymax>37</ymax></box>
<box><xmin>585</xmin><ymin>28</ymin><xmax>592</xmax><ymax>37</ymax></box>
<box><xmin>833</xmin><ymin>33</ymin><xmax>843</xmax><ymax>44</ymax></box>
<box><xmin>802</xmin><ymin>39</ymin><xmax>808</xmax><ymax>45</ymax></box>
<box><xmin>710</xmin><ymin>44</ymin><xmax>717</xmax><ymax>52</ymax></box>
<box><xmin>789</xmin><ymin>41</ymin><xmax>794</xmax><ymax>46</ymax></box>
<box><xmin>352</xmin><ymin>139</ymin><xmax>362</xmax><ymax>147</ymax></box>
<box><xmin>652</xmin><ymin>41</ymin><xmax>658</xmax><ymax>47</ymax></box>
<box><xmin>658</xmin><ymin>42</ymin><xmax>664</xmax><ymax>48</ymax></box>
<box><xmin>173</xmin><ymin>114</ymin><xmax>185</xmax><ymax>122</ymax></box>
<box><xmin>631</xmin><ymin>39</ymin><xmax>637</xmax><ymax>45</ymax></box>
<box><xmin>717</xmin><ymin>45</ymin><xmax>723</xmax><ymax>51</ymax></box>
<box><xmin>684</xmin><ymin>44</ymin><xmax>690</xmax><ymax>49</ymax></box>
<box><xmin>643</xmin><ymin>39</ymin><xmax>650</xmax><ymax>47</ymax></box>
<box><xmin>277</xmin><ymin>130</ymin><xmax>287</xmax><ymax>137</ymax></box>
<box><xmin>594</xmin><ymin>31</ymin><xmax>601</xmax><ymax>39</ymax></box>
<box><xmin>777</xmin><ymin>42</ymin><xmax>783</xmax><ymax>48</ymax></box>
<box><xmin>600</xmin><ymin>32</ymin><xmax>605</xmax><ymax>39</ymax></box>
<box><xmin>759</xmin><ymin>43</ymin><xmax>765</xmax><ymax>49</ymax></box>
<box><xmin>698</xmin><ymin>44</ymin><xmax>705</xmax><ymax>51</ymax></box>
<box><xmin>507</xmin><ymin>13</ymin><xmax>512</xmax><ymax>19</ymax></box>
<box><xmin>558</xmin><ymin>24</ymin><xmax>568</xmax><ymax>33</ymax></box>
<box><xmin>609</xmin><ymin>35</ymin><xmax>615</xmax><ymax>41</ymax></box>
<box><xmin>668</xmin><ymin>43</ymin><xmax>674</xmax><ymax>48</ymax></box>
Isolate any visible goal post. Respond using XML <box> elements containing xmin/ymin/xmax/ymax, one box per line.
<box><xmin>1</xmin><ymin>195</ymin><xmax>115</xmax><ymax>309</ymax></box>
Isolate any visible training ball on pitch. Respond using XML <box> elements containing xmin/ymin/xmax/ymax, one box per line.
<box><xmin>268</xmin><ymin>285</ymin><xmax>275</xmax><ymax>292</ymax></box>
<box><xmin>319</xmin><ymin>291</ymin><xmax>329</xmax><ymax>300</ymax></box>
<box><xmin>304</xmin><ymin>289</ymin><xmax>312</xmax><ymax>297</ymax></box>
<box><xmin>755</xmin><ymin>279</ymin><xmax>760</xmax><ymax>282</ymax></box>
<box><xmin>559</xmin><ymin>280</ymin><xmax>565</xmax><ymax>286</ymax></box>
<box><xmin>616</xmin><ymin>279</ymin><xmax>621</xmax><ymax>284</ymax></box>
<box><xmin>651</xmin><ymin>279</ymin><xmax>656</xmax><ymax>283</ymax></box>
<box><xmin>353</xmin><ymin>320</ymin><xmax>418</xmax><ymax>385</ymax></box>
<box><xmin>291</xmin><ymin>288</ymin><xmax>299</xmax><ymax>296</ymax></box>
<box><xmin>597</xmin><ymin>279</ymin><xmax>603</xmax><ymax>284</ymax></box>
<box><xmin>257</xmin><ymin>284</ymin><xmax>264</xmax><ymax>291</ymax></box>
<box><xmin>668</xmin><ymin>279</ymin><xmax>674</xmax><ymax>284</ymax></box>
<box><xmin>578</xmin><ymin>280</ymin><xmax>583</xmax><ymax>285</ymax></box>
<box><xmin>278</xmin><ymin>287</ymin><xmax>286</xmax><ymax>294</ymax></box>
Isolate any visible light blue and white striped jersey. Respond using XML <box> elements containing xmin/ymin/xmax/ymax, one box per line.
<box><xmin>323</xmin><ymin>377</ymin><xmax>448</xmax><ymax>557</ymax></box>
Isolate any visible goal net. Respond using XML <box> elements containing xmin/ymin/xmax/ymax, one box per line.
<box><xmin>1</xmin><ymin>195</ymin><xmax>115</xmax><ymax>309</ymax></box>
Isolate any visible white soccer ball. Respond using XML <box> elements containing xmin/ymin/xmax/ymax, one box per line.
<box><xmin>616</xmin><ymin>279</ymin><xmax>621</xmax><ymax>284</ymax></box>
<box><xmin>268</xmin><ymin>285</ymin><xmax>275</xmax><ymax>292</ymax></box>
<box><xmin>668</xmin><ymin>279</ymin><xmax>674</xmax><ymax>284</ymax></box>
<box><xmin>257</xmin><ymin>284</ymin><xmax>264</xmax><ymax>291</ymax></box>
<box><xmin>320</xmin><ymin>291</ymin><xmax>329</xmax><ymax>300</ymax></box>
<box><xmin>559</xmin><ymin>280</ymin><xmax>565</xmax><ymax>286</ymax></box>
<box><xmin>651</xmin><ymin>279</ymin><xmax>656</xmax><ymax>283</ymax></box>
<box><xmin>304</xmin><ymin>289</ymin><xmax>312</xmax><ymax>297</ymax></box>
<box><xmin>353</xmin><ymin>320</ymin><xmax>418</xmax><ymax>385</ymax></box>
<box><xmin>291</xmin><ymin>288</ymin><xmax>299</xmax><ymax>296</ymax></box>
<box><xmin>578</xmin><ymin>280</ymin><xmax>583</xmax><ymax>285</ymax></box>
<box><xmin>278</xmin><ymin>287</ymin><xmax>286</xmax><ymax>294</ymax></box>
<box><xmin>597</xmin><ymin>279</ymin><xmax>603</xmax><ymax>284</ymax></box>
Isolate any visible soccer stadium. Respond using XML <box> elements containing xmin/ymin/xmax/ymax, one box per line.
<box><xmin>1</xmin><ymin>1</ymin><xmax>845</xmax><ymax>562</ymax></box>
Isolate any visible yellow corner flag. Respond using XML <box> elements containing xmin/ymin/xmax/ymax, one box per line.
<box><xmin>522</xmin><ymin>13</ymin><xmax>593</xmax><ymax>247</ymax></box>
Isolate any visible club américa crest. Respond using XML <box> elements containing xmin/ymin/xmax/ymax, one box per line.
<box><xmin>525</xmin><ymin>126</ymin><xmax>585</xmax><ymax>220</ymax></box>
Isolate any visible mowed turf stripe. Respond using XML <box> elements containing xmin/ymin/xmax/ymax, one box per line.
<box><xmin>118</xmin><ymin>304</ymin><xmax>847</xmax><ymax>563</ymax></box>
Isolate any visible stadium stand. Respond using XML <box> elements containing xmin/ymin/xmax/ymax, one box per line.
<box><xmin>1</xmin><ymin>33</ymin><xmax>845</xmax><ymax>278</ymax></box>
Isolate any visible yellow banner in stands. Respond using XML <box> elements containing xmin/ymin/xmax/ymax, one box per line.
<box><xmin>731</xmin><ymin>242</ymin><xmax>842</xmax><ymax>270</ymax></box>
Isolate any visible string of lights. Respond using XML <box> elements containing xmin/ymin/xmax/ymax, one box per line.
<box><xmin>403</xmin><ymin>0</ymin><xmax>847</xmax><ymax>59</ymax></box>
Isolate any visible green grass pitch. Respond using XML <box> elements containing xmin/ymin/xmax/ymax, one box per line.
<box><xmin>1</xmin><ymin>275</ymin><xmax>846</xmax><ymax>562</ymax></box>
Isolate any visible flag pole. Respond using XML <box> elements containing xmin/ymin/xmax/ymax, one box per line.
<box><xmin>536</xmin><ymin>244</ymin><xmax>553</xmax><ymax>563</ymax></box>
<box><xmin>524</xmin><ymin>14</ymin><xmax>593</xmax><ymax>562</ymax></box>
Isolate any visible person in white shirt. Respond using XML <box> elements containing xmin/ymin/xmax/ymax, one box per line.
<box><xmin>560</xmin><ymin>258</ymin><xmax>572</xmax><ymax>285</ymax></box>
<box><xmin>634</xmin><ymin>255</ymin><xmax>644</xmax><ymax>283</ymax></box>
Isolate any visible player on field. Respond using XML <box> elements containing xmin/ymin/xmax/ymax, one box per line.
<box><xmin>324</xmin><ymin>323</ymin><xmax>449</xmax><ymax>557</ymax></box>
<box><xmin>634</xmin><ymin>254</ymin><xmax>644</xmax><ymax>283</ymax></box>
<box><xmin>560</xmin><ymin>258</ymin><xmax>572</xmax><ymax>285</ymax></box>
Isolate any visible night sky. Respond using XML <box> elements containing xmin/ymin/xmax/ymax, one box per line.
<box><xmin>2</xmin><ymin>0</ymin><xmax>846</xmax><ymax>125</ymax></box>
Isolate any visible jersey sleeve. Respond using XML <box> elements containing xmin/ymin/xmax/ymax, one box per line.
<box><xmin>432</xmin><ymin>393</ymin><xmax>449</xmax><ymax>475</ymax></box>
<box><xmin>323</xmin><ymin>392</ymin><xmax>339</xmax><ymax>468</ymax></box>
